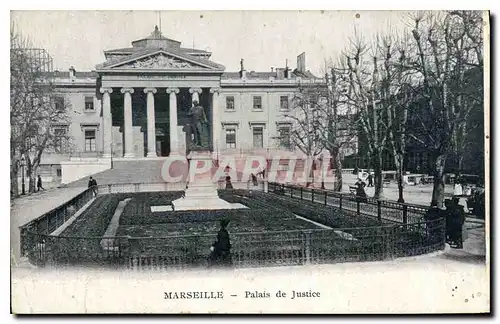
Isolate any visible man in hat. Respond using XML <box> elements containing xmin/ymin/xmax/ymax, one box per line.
<box><xmin>187</xmin><ymin>100</ymin><xmax>208</xmax><ymax>147</ymax></box>
<box><xmin>209</xmin><ymin>219</ymin><xmax>232</xmax><ymax>267</ymax></box>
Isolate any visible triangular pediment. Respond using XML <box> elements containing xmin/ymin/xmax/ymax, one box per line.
<box><xmin>104</xmin><ymin>50</ymin><xmax>222</xmax><ymax>71</ymax></box>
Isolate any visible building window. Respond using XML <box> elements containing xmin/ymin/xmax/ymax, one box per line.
<box><xmin>84</xmin><ymin>130</ymin><xmax>96</xmax><ymax>152</ymax></box>
<box><xmin>252</xmin><ymin>127</ymin><xmax>264</xmax><ymax>149</ymax></box>
<box><xmin>55</xmin><ymin>96</ymin><xmax>65</xmax><ymax>112</ymax></box>
<box><xmin>280</xmin><ymin>96</ymin><xmax>289</xmax><ymax>110</ymax></box>
<box><xmin>225</xmin><ymin>96</ymin><xmax>235</xmax><ymax>110</ymax></box>
<box><xmin>56</xmin><ymin>168</ymin><xmax>62</xmax><ymax>177</ymax></box>
<box><xmin>53</xmin><ymin>127</ymin><xmax>67</xmax><ymax>153</ymax></box>
<box><xmin>279</xmin><ymin>127</ymin><xmax>291</xmax><ymax>149</ymax></box>
<box><xmin>84</xmin><ymin>96</ymin><xmax>94</xmax><ymax>110</ymax></box>
<box><xmin>225</xmin><ymin>129</ymin><xmax>236</xmax><ymax>149</ymax></box>
<box><xmin>253</xmin><ymin>96</ymin><xmax>262</xmax><ymax>110</ymax></box>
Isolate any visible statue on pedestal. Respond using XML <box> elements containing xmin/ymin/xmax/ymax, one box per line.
<box><xmin>187</xmin><ymin>100</ymin><xmax>209</xmax><ymax>150</ymax></box>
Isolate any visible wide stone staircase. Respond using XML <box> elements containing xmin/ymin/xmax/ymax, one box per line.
<box><xmin>65</xmin><ymin>160</ymin><xmax>171</xmax><ymax>187</ymax></box>
<box><xmin>64</xmin><ymin>158</ymin><xmax>249</xmax><ymax>188</ymax></box>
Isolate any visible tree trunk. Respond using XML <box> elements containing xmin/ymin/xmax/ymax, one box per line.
<box><xmin>373</xmin><ymin>151</ymin><xmax>384</xmax><ymax>199</ymax></box>
<box><xmin>28</xmin><ymin>167</ymin><xmax>34</xmax><ymax>193</ymax></box>
<box><xmin>393</xmin><ymin>153</ymin><xmax>405</xmax><ymax>203</ymax></box>
<box><xmin>10</xmin><ymin>168</ymin><xmax>18</xmax><ymax>198</ymax></box>
<box><xmin>431</xmin><ymin>152</ymin><xmax>447</xmax><ymax>207</ymax></box>
<box><xmin>305</xmin><ymin>155</ymin><xmax>314</xmax><ymax>187</ymax></box>
<box><xmin>331</xmin><ymin>148</ymin><xmax>343</xmax><ymax>192</ymax></box>
<box><xmin>396</xmin><ymin>171</ymin><xmax>404</xmax><ymax>203</ymax></box>
<box><xmin>27</xmin><ymin>158</ymin><xmax>35</xmax><ymax>193</ymax></box>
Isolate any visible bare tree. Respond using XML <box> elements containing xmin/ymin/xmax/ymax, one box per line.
<box><xmin>316</xmin><ymin>66</ymin><xmax>358</xmax><ymax>192</ymax></box>
<box><xmin>338</xmin><ymin>36</ymin><xmax>393</xmax><ymax>199</ymax></box>
<box><xmin>375</xmin><ymin>33</ymin><xmax>416</xmax><ymax>203</ymax></box>
<box><xmin>286</xmin><ymin>83</ymin><xmax>325</xmax><ymax>187</ymax></box>
<box><xmin>405</xmin><ymin>11</ymin><xmax>484</xmax><ymax>205</ymax></box>
<box><xmin>11</xmin><ymin>23</ymin><xmax>71</xmax><ymax>195</ymax></box>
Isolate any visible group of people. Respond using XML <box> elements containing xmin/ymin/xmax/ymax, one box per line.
<box><xmin>424</xmin><ymin>197</ymin><xmax>466</xmax><ymax>249</ymax></box>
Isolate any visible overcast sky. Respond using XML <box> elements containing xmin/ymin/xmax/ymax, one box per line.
<box><xmin>11</xmin><ymin>10</ymin><xmax>411</xmax><ymax>75</ymax></box>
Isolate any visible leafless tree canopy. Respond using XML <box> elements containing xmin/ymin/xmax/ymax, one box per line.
<box><xmin>11</xmin><ymin>23</ymin><xmax>72</xmax><ymax>194</ymax></box>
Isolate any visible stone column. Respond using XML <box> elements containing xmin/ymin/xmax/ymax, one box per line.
<box><xmin>189</xmin><ymin>87</ymin><xmax>202</xmax><ymax>105</ymax></box>
<box><xmin>100</xmin><ymin>87</ymin><xmax>113</xmax><ymax>158</ymax></box>
<box><xmin>210</xmin><ymin>88</ymin><xmax>221</xmax><ymax>157</ymax></box>
<box><xmin>166</xmin><ymin>87</ymin><xmax>180</xmax><ymax>156</ymax></box>
<box><xmin>121</xmin><ymin>87</ymin><xmax>135</xmax><ymax>158</ymax></box>
<box><xmin>144</xmin><ymin>88</ymin><xmax>157</xmax><ymax>157</ymax></box>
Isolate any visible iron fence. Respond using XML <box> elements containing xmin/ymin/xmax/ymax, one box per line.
<box><xmin>268</xmin><ymin>182</ymin><xmax>427</xmax><ymax>225</ymax></box>
<box><xmin>19</xmin><ymin>187</ymin><xmax>94</xmax><ymax>257</ymax></box>
<box><xmin>18</xmin><ymin>182</ymin><xmax>445</xmax><ymax>270</ymax></box>
<box><xmin>21</xmin><ymin>219</ymin><xmax>445</xmax><ymax>269</ymax></box>
<box><xmin>95</xmin><ymin>180</ymin><xmax>266</xmax><ymax>195</ymax></box>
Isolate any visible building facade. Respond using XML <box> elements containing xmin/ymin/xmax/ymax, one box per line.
<box><xmin>40</xmin><ymin>27</ymin><xmax>331</xmax><ymax>184</ymax></box>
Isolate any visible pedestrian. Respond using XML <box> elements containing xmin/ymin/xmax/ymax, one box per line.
<box><xmin>208</xmin><ymin>219</ymin><xmax>232</xmax><ymax>268</ymax></box>
<box><xmin>251</xmin><ymin>173</ymin><xmax>258</xmax><ymax>187</ymax></box>
<box><xmin>88</xmin><ymin>176</ymin><xmax>98</xmax><ymax>197</ymax></box>
<box><xmin>355</xmin><ymin>178</ymin><xmax>367</xmax><ymax>203</ymax></box>
<box><xmin>225</xmin><ymin>175</ymin><xmax>233</xmax><ymax>189</ymax></box>
<box><xmin>367</xmin><ymin>173</ymin><xmax>373</xmax><ymax>187</ymax></box>
<box><xmin>36</xmin><ymin>175</ymin><xmax>45</xmax><ymax>192</ymax></box>
<box><xmin>446</xmin><ymin>198</ymin><xmax>466</xmax><ymax>249</ymax></box>
<box><xmin>454</xmin><ymin>180</ymin><xmax>463</xmax><ymax>197</ymax></box>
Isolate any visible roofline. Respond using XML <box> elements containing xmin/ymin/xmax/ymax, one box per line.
<box><xmin>95</xmin><ymin>68</ymin><xmax>225</xmax><ymax>74</ymax></box>
<box><xmin>98</xmin><ymin>48</ymin><xmax>224</xmax><ymax>70</ymax></box>
<box><xmin>131</xmin><ymin>37</ymin><xmax>181</xmax><ymax>45</ymax></box>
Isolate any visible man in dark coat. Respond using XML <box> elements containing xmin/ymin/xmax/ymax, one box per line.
<box><xmin>225</xmin><ymin>175</ymin><xmax>233</xmax><ymax>189</ymax></box>
<box><xmin>208</xmin><ymin>219</ymin><xmax>232</xmax><ymax>267</ymax></box>
<box><xmin>88</xmin><ymin>176</ymin><xmax>98</xmax><ymax>197</ymax></box>
<box><xmin>367</xmin><ymin>173</ymin><xmax>374</xmax><ymax>187</ymax></box>
<box><xmin>251</xmin><ymin>173</ymin><xmax>258</xmax><ymax>187</ymax></box>
<box><xmin>36</xmin><ymin>175</ymin><xmax>45</xmax><ymax>192</ymax></box>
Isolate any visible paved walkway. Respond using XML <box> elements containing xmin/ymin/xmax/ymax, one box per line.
<box><xmin>10</xmin><ymin>186</ymin><xmax>88</xmax><ymax>266</ymax></box>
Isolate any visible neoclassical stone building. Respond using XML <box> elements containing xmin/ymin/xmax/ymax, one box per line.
<box><xmin>41</xmin><ymin>27</ymin><xmax>329</xmax><ymax>184</ymax></box>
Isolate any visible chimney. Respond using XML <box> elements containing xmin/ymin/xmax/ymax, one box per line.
<box><xmin>285</xmin><ymin>59</ymin><xmax>291</xmax><ymax>79</ymax></box>
<box><xmin>239</xmin><ymin>58</ymin><xmax>246</xmax><ymax>79</ymax></box>
<box><xmin>276</xmin><ymin>68</ymin><xmax>284</xmax><ymax>79</ymax></box>
<box><xmin>296</xmin><ymin>52</ymin><xmax>306</xmax><ymax>73</ymax></box>
<box><xmin>69</xmin><ymin>66</ymin><xmax>76</xmax><ymax>79</ymax></box>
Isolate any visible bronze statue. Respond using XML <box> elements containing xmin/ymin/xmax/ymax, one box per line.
<box><xmin>187</xmin><ymin>100</ymin><xmax>208</xmax><ymax>148</ymax></box>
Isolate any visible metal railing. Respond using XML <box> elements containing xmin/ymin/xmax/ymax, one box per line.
<box><xmin>21</xmin><ymin>219</ymin><xmax>445</xmax><ymax>269</ymax></box>
<box><xmin>18</xmin><ymin>184</ymin><xmax>444</xmax><ymax>270</ymax></box>
<box><xmin>94</xmin><ymin>180</ymin><xmax>266</xmax><ymax>194</ymax></box>
<box><xmin>19</xmin><ymin>187</ymin><xmax>94</xmax><ymax>257</ymax></box>
<box><xmin>267</xmin><ymin>182</ymin><xmax>428</xmax><ymax>225</ymax></box>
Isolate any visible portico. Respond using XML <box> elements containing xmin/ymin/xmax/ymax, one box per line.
<box><xmin>95</xmin><ymin>26</ymin><xmax>225</xmax><ymax>158</ymax></box>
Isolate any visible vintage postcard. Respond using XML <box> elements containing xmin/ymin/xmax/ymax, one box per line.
<box><xmin>10</xmin><ymin>10</ymin><xmax>489</xmax><ymax>314</ymax></box>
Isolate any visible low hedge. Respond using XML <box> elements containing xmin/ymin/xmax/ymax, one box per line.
<box><xmin>229</xmin><ymin>191</ymin><xmax>385</xmax><ymax>230</ymax></box>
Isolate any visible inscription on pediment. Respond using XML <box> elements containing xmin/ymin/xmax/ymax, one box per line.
<box><xmin>118</xmin><ymin>53</ymin><xmax>200</xmax><ymax>69</ymax></box>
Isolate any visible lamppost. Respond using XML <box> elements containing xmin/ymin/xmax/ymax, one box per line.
<box><xmin>110</xmin><ymin>142</ymin><xmax>114</xmax><ymax>169</ymax></box>
<box><xmin>319</xmin><ymin>154</ymin><xmax>325</xmax><ymax>190</ymax></box>
<box><xmin>20</xmin><ymin>156</ymin><xmax>26</xmax><ymax>195</ymax></box>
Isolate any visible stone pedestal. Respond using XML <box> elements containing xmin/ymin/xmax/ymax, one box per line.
<box><xmin>172</xmin><ymin>150</ymin><xmax>234</xmax><ymax>211</ymax></box>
